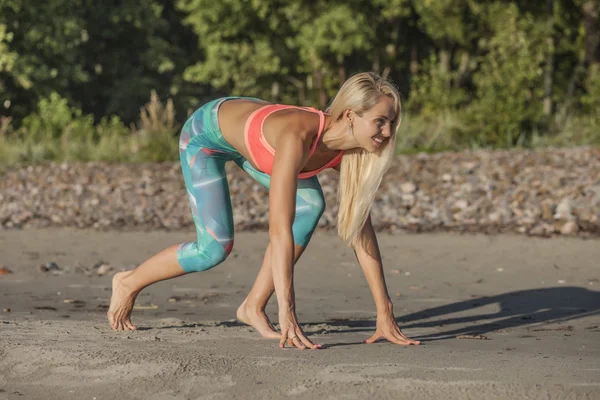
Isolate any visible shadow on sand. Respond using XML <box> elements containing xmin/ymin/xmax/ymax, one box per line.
<box><xmin>140</xmin><ymin>286</ymin><xmax>600</xmax><ymax>345</ymax></box>
<box><xmin>295</xmin><ymin>286</ymin><xmax>600</xmax><ymax>343</ymax></box>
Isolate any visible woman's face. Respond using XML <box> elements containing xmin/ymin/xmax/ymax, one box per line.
<box><xmin>351</xmin><ymin>96</ymin><xmax>397</xmax><ymax>153</ymax></box>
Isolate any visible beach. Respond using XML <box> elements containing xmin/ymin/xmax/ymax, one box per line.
<box><xmin>1</xmin><ymin>228</ymin><xmax>598</xmax><ymax>399</ymax></box>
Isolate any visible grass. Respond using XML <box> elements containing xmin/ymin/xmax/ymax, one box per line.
<box><xmin>397</xmin><ymin>110</ymin><xmax>600</xmax><ymax>155</ymax></box>
<box><xmin>1</xmin><ymin>95</ymin><xmax>598</xmax><ymax>172</ymax></box>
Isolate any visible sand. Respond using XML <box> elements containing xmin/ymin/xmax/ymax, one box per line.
<box><xmin>1</xmin><ymin>228</ymin><xmax>599</xmax><ymax>399</ymax></box>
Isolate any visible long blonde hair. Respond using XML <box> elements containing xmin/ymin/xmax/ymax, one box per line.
<box><xmin>326</xmin><ymin>72</ymin><xmax>402</xmax><ymax>247</ymax></box>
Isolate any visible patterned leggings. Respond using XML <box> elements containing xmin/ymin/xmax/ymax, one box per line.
<box><xmin>176</xmin><ymin>97</ymin><xmax>326</xmax><ymax>273</ymax></box>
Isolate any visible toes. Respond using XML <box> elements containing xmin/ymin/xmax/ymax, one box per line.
<box><xmin>107</xmin><ymin>312</ymin><xmax>117</xmax><ymax>331</ymax></box>
<box><xmin>392</xmin><ymin>336</ymin><xmax>416</xmax><ymax>346</ymax></box>
<box><xmin>363</xmin><ymin>333</ymin><xmax>380</xmax><ymax>344</ymax></box>
<box><xmin>115</xmin><ymin>316</ymin><xmax>125</xmax><ymax>331</ymax></box>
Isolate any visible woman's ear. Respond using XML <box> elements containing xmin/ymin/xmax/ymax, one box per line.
<box><xmin>343</xmin><ymin>109</ymin><xmax>354</xmax><ymax>125</ymax></box>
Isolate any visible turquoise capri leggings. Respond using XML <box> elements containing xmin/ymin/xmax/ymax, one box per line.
<box><xmin>176</xmin><ymin>97</ymin><xmax>326</xmax><ymax>273</ymax></box>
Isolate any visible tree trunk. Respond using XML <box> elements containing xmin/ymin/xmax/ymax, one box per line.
<box><xmin>271</xmin><ymin>81</ymin><xmax>280</xmax><ymax>104</ymax></box>
<box><xmin>313</xmin><ymin>69</ymin><xmax>327</xmax><ymax>109</ymax></box>
<box><xmin>439</xmin><ymin>48</ymin><xmax>451</xmax><ymax>91</ymax></box>
<box><xmin>565</xmin><ymin>1</ymin><xmax>599</xmax><ymax>110</ymax></box>
<box><xmin>410</xmin><ymin>44</ymin><xmax>419</xmax><ymax>76</ymax></box>
<box><xmin>543</xmin><ymin>0</ymin><xmax>555</xmax><ymax>117</ymax></box>
<box><xmin>337</xmin><ymin>54</ymin><xmax>346</xmax><ymax>84</ymax></box>
<box><xmin>439</xmin><ymin>49</ymin><xmax>450</xmax><ymax>73</ymax></box>
<box><xmin>287</xmin><ymin>76</ymin><xmax>305</xmax><ymax>105</ymax></box>
<box><xmin>373</xmin><ymin>51</ymin><xmax>381</xmax><ymax>75</ymax></box>
<box><xmin>298</xmin><ymin>84</ymin><xmax>306</xmax><ymax>106</ymax></box>
<box><xmin>456</xmin><ymin>52</ymin><xmax>470</xmax><ymax>88</ymax></box>
<box><xmin>582</xmin><ymin>1</ymin><xmax>600</xmax><ymax>66</ymax></box>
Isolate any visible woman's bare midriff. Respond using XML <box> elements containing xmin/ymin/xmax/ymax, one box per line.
<box><xmin>218</xmin><ymin>98</ymin><xmax>340</xmax><ymax>175</ymax></box>
<box><xmin>217</xmin><ymin>98</ymin><xmax>269</xmax><ymax>169</ymax></box>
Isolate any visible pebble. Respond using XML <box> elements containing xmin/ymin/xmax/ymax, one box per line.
<box><xmin>554</xmin><ymin>198</ymin><xmax>573</xmax><ymax>220</ymax></box>
<box><xmin>400</xmin><ymin>181</ymin><xmax>417</xmax><ymax>193</ymax></box>
<box><xmin>0</xmin><ymin>147</ymin><xmax>598</xmax><ymax>237</ymax></box>
<box><xmin>40</xmin><ymin>262</ymin><xmax>60</xmax><ymax>272</ymax></box>
<box><xmin>96</xmin><ymin>264</ymin><xmax>113</xmax><ymax>276</ymax></box>
<box><xmin>560</xmin><ymin>221</ymin><xmax>579</xmax><ymax>235</ymax></box>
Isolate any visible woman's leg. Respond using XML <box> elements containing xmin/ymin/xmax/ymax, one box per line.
<box><xmin>108</xmin><ymin>245</ymin><xmax>186</xmax><ymax>331</ymax></box>
<box><xmin>233</xmin><ymin>159</ymin><xmax>326</xmax><ymax>337</ymax></box>
<box><xmin>236</xmin><ymin>241</ymin><xmax>306</xmax><ymax>338</ymax></box>
<box><xmin>108</xmin><ymin>118</ymin><xmax>236</xmax><ymax>331</ymax></box>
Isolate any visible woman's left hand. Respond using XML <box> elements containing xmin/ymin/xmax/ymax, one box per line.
<box><xmin>363</xmin><ymin>314</ymin><xmax>421</xmax><ymax>345</ymax></box>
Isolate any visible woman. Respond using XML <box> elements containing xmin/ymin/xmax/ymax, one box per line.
<box><xmin>108</xmin><ymin>72</ymin><xmax>421</xmax><ymax>349</ymax></box>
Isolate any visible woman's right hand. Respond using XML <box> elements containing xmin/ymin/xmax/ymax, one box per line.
<box><xmin>279</xmin><ymin>308</ymin><xmax>322</xmax><ymax>350</ymax></box>
<box><xmin>267</xmin><ymin>129</ymin><xmax>322</xmax><ymax>350</ymax></box>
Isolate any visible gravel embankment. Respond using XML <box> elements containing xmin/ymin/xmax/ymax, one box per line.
<box><xmin>1</xmin><ymin>147</ymin><xmax>598</xmax><ymax>237</ymax></box>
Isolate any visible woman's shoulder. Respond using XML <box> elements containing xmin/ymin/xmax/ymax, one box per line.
<box><xmin>266</xmin><ymin>105</ymin><xmax>323</xmax><ymax>136</ymax></box>
<box><xmin>293</xmin><ymin>105</ymin><xmax>327</xmax><ymax>132</ymax></box>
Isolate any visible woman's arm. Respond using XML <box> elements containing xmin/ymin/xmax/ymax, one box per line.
<box><xmin>352</xmin><ymin>215</ymin><xmax>421</xmax><ymax>345</ymax></box>
<box><xmin>269</xmin><ymin>128</ymin><xmax>320</xmax><ymax>350</ymax></box>
<box><xmin>352</xmin><ymin>215</ymin><xmax>393</xmax><ymax>313</ymax></box>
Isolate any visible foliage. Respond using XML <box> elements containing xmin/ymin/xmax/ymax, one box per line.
<box><xmin>0</xmin><ymin>0</ymin><xmax>598</xmax><ymax>166</ymax></box>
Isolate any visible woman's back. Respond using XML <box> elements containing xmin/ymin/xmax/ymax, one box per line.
<box><xmin>218</xmin><ymin>98</ymin><xmax>342</xmax><ymax>176</ymax></box>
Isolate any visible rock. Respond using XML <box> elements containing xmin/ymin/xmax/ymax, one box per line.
<box><xmin>461</xmin><ymin>161</ymin><xmax>478</xmax><ymax>174</ymax></box>
<box><xmin>0</xmin><ymin>147</ymin><xmax>598</xmax><ymax>237</ymax></box>
<box><xmin>452</xmin><ymin>199</ymin><xmax>469</xmax><ymax>212</ymax></box>
<box><xmin>92</xmin><ymin>260</ymin><xmax>107</xmax><ymax>270</ymax></box>
<box><xmin>40</xmin><ymin>262</ymin><xmax>60</xmax><ymax>272</ymax></box>
<box><xmin>541</xmin><ymin>201</ymin><xmax>554</xmax><ymax>220</ymax></box>
<box><xmin>488</xmin><ymin>212</ymin><xmax>501</xmax><ymax>223</ymax></box>
<box><xmin>400</xmin><ymin>193</ymin><xmax>416</xmax><ymax>208</ymax></box>
<box><xmin>560</xmin><ymin>221</ymin><xmax>579</xmax><ymax>235</ymax></box>
<box><xmin>96</xmin><ymin>264</ymin><xmax>113</xmax><ymax>276</ymax></box>
<box><xmin>554</xmin><ymin>198</ymin><xmax>573</xmax><ymax>220</ymax></box>
<box><xmin>529</xmin><ymin>223</ymin><xmax>555</xmax><ymax>237</ymax></box>
<box><xmin>400</xmin><ymin>181</ymin><xmax>417</xmax><ymax>193</ymax></box>
<box><xmin>73</xmin><ymin>261</ymin><xmax>92</xmax><ymax>276</ymax></box>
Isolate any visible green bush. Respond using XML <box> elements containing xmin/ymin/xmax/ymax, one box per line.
<box><xmin>129</xmin><ymin>90</ymin><xmax>180</xmax><ymax>162</ymax></box>
<box><xmin>0</xmin><ymin>90</ymin><xmax>181</xmax><ymax>167</ymax></box>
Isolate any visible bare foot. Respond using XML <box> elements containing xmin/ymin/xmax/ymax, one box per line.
<box><xmin>236</xmin><ymin>300</ymin><xmax>281</xmax><ymax>339</ymax></box>
<box><xmin>107</xmin><ymin>271</ymin><xmax>138</xmax><ymax>331</ymax></box>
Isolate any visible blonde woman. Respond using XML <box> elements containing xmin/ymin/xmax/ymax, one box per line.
<box><xmin>108</xmin><ymin>72</ymin><xmax>421</xmax><ymax>349</ymax></box>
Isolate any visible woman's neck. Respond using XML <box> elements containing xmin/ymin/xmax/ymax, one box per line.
<box><xmin>320</xmin><ymin>114</ymin><xmax>358</xmax><ymax>151</ymax></box>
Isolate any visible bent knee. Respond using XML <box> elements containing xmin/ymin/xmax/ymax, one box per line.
<box><xmin>176</xmin><ymin>238</ymin><xmax>234</xmax><ymax>273</ymax></box>
<box><xmin>297</xmin><ymin>196</ymin><xmax>326</xmax><ymax>223</ymax></box>
<box><xmin>292</xmin><ymin>198</ymin><xmax>326</xmax><ymax>247</ymax></box>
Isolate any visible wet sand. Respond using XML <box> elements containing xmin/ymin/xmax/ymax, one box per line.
<box><xmin>1</xmin><ymin>228</ymin><xmax>599</xmax><ymax>399</ymax></box>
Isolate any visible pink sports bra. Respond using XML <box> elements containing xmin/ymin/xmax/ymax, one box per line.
<box><xmin>243</xmin><ymin>104</ymin><xmax>344</xmax><ymax>179</ymax></box>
